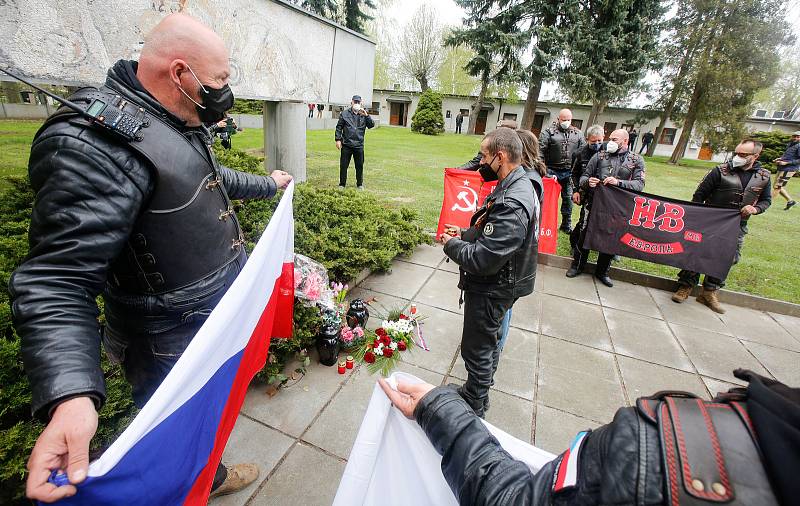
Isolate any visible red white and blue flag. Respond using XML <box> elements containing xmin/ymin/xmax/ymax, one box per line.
<box><xmin>552</xmin><ymin>430</ymin><xmax>589</xmax><ymax>493</ymax></box>
<box><xmin>52</xmin><ymin>183</ymin><xmax>296</xmax><ymax>505</ymax></box>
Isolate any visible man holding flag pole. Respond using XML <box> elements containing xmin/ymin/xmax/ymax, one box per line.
<box><xmin>10</xmin><ymin>13</ymin><xmax>292</xmax><ymax>503</ymax></box>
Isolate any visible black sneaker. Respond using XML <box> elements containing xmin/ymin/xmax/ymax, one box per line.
<box><xmin>785</xmin><ymin>200</ymin><xmax>796</xmax><ymax>210</ymax></box>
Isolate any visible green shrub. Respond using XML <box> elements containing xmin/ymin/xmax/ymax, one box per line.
<box><xmin>411</xmin><ymin>89</ymin><xmax>445</xmax><ymax>135</ymax></box>
<box><xmin>0</xmin><ymin>146</ymin><xmax>428</xmax><ymax>503</ymax></box>
<box><xmin>751</xmin><ymin>130</ymin><xmax>792</xmax><ymax>173</ymax></box>
<box><xmin>229</xmin><ymin>98</ymin><xmax>263</xmax><ymax>115</ymax></box>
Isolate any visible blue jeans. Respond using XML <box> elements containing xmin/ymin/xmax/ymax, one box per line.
<box><xmin>497</xmin><ymin>308</ymin><xmax>512</xmax><ymax>351</ymax></box>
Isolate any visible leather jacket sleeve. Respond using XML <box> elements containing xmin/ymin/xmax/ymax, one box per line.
<box><xmin>443</xmin><ymin>199</ymin><xmax>530</xmax><ymax>276</ymax></box>
<box><xmin>217</xmin><ymin>165</ymin><xmax>277</xmax><ymax>200</ymax></box>
<box><xmin>580</xmin><ymin>154</ymin><xmax>599</xmax><ymax>190</ymax></box>
<box><xmin>459</xmin><ymin>152</ymin><xmax>482</xmax><ymax>170</ymax></box>
<box><xmin>693</xmin><ymin>166</ymin><xmax>722</xmax><ymax>203</ymax></box>
<box><xmin>9</xmin><ymin>121</ymin><xmax>152</xmax><ymax>419</ymax></box>
<box><xmin>335</xmin><ymin>116</ymin><xmax>345</xmax><ymax>142</ymax></box>
<box><xmin>616</xmin><ymin>157</ymin><xmax>645</xmax><ymax>192</ymax></box>
<box><xmin>538</xmin><ymin>128</ymin><xmax>551</xmax><ymax>155</ymax></box>
<box><xmin>415</xmin><ymin>387</ymin><xmax>555</xmax><ymax>505</ymax></box>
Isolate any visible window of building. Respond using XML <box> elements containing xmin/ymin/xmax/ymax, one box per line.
<box><xmin>659</xmin><ymin>127</ymin><xmax>677</xmax><ymax>145</ymax></box>
<box><xmin>503</xmin><ymin>113</ymin><xmax>517</xmax><ymax>121</ymax></box>
<box><xmin>367</xmin><ymin>101</ymin><xmax>380</xmax><ymax>115</ymax></box>
<box><xmin>393</xmin><ymin>83</ymin><xmax>401</xmax><ymax>91</ymax></box>
<box><xmin>446</xmin><ymin>110</ymin><xmax>451</xmax><ymax>118</ymax></box>
<box><xmin>621</xmin><ymin>123</ymin><xmax>634</xmax><ymax>131</ymax></box>
<box><xmin>754</xmin><ymin>109</ymin><xmax>767</xmax><ymax>117</ymax></box>
<box><xmin>571</xmin><ymin>119</ymin><xmax>583</xmax><ymax>130</ymax></box>
<box><xmin>459</xmin><ymin>108</ymin><xmax>470</xmax><ymax>116</ymax></box>
<box><xmin>772</xmin><ymin>110</ymin><xmax>785</xmax><ymax>119</ymax></box>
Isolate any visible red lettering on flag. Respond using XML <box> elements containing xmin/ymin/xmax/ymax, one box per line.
<box><xmin>654</xmin><ymin>203</ymin><xmax>685</xmax><ymax>233</ymax></box>
<box><xmin>620</xmin><ymin>233</ymin><xmax>684</xmax><ymax>255</ymax></box>
<box><xmin>628</xmin><ymin>196</ymin><xmax>660</xmax><ymax>229</ymax></box>
<box><xmin>684</xmin><ymin>230</ymin><xmax>702</xmax><ymax>243</ymax></box>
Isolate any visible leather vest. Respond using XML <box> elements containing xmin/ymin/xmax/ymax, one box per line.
<box><xmin>707</xmin><ymin>163</ymin><xmax>771</xmax><ymax>209</ymax></box>
<box><xmin>544</xmin><ymin>126</ymin><xmax>582</xmax><ymax>170</ymax></box>
<box><xmin>40</xmin><ymin>87</ymin><xmax>244</xmax><ymax>295</ymax></box>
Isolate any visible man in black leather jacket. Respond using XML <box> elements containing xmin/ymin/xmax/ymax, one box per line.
<box><xmin>335</xmin><ymin>95</ymin><xmax>374</xmax><ymax>189</ymax></box>
<box><xmin>439</xmin><ymin>128</ymin><xmax>540</xmax><ymax>418</ymax></box>
<box><xmin>380</xmin><ymin>368</ymin><xmax>797</xmax><ymax>506</ymax></box>
<box><xmin>10</xmin><ymin>14</ymin><xmax>292</xmax><ymax>503</ymax></box>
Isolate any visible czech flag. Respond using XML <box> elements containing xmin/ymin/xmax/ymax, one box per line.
<box><xmin>53</xmin><ymin>182</ymin><xmax>296</xmax><ymax>505</ymax></box>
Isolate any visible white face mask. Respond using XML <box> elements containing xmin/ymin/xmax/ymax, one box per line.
<box><xmin>352</xmin><ymin>103</ymin><xmax>362</xmax><ymax>111</ymax></box>
<box><xmin>606</xmin><ymin>140</ymin><xmax>619</xmax><ymax>154</ymax></box>
<box><xmin>560</xmin><ymin>120</ymin><xmax>571</xmax><ymax>130</ymax></box>
<box><xmin>731</xmin><ymin>155</ymin><xmax>749</xmax><ymax>168</ymax></box>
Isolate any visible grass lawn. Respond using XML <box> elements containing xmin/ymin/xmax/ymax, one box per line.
<box><xmin>3</xmin><ymin>120</ymin><xmax>797</xmax><ymax>303</ymax></box>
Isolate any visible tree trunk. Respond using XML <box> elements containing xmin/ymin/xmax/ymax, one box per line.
<box><xmin>468</xmin><ymin>74</ymin><xmax>489</xmax><ymax>135</ymax></box>
<box><xmin>520</xmin><ymin>75</ymin><xmax>543</xmax><ymax>131</ymax></box>
<box><xmin>586</xmin><ymin>99</ymin><xmax>607</xmax><ymax>130</ymax></box>
<box><xmin>669</xmin><ymin>79</ymin><xmax>704</xmax><ymax>164</ymax></box>
<box><xmin>418</xmin><ymin>74</ymin><xmax>429</xmax><ymax>92</ymax></box>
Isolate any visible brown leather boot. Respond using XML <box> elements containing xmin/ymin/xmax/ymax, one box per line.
<box><xmin>696</xmin><ymin>287</ymin><xmax>725</xmax><ymax>314</ymax></box>
<box><xmin>671</xmin><ymin>285</ymin><xmax>692</xmax><ymax>303</ymax></box>
<box><xmin>209</xmin><ymin>463</ymin><xmax>260</xmax><ymax>499</ymax></box>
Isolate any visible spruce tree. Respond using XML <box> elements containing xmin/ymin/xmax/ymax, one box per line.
<box><xmin>342</xmin><ymin>0</ymin><xmax>376</xmax><ymax>34</ymax></box>
<box><xmin>411</xmin><ymin>89</ymin><xmax>445</xmax><ymax>135</ymax></box>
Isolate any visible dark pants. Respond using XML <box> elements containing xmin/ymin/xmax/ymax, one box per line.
<box><xmin>455</xmin><ymin>123</ymin><xmax>462</xmax><ymax>134</ymax></box>
<box><xmin>678</xmin><ymin>221</ymin><xmax>747</xmax><ymax>290</ymax></box>
<box><xmin>639</xmin><ymin>142</ymin><xmax>650</xmax><ymax>154</ymax></box>
<box><xmin>458</xmin><ymin>291</ymin><xmax>514</xmax><ymax>417</ymax></box>
<box><xmin>339</xmin><ymin>145</ymin><xmax>364</xmax><ymax>187</ymax></box>
<box><xmin>103</xmin><ymin>319</ymin><xmax>228</xmax><ymax>490</ymax></box>
<box><xmin>548</xmin><ymin>170</ymin><xmax>573</xmax><ymax>224</ymax></box>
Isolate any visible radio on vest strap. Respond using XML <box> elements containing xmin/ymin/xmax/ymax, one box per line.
<box><xmin>0</xmin><ymin>66</ymin><xmax>148</xmax><ymax>142</ymax></box>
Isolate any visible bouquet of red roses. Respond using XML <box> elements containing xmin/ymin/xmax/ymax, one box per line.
<box><xmin>353</xmin><ymin>314</ymin><xmax>416</xmax><ymax>376</ymax></box>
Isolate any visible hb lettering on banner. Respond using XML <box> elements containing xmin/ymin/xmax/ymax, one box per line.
<box><xmin>584</xmin><ymin>185</ymin><xmax>741</xmax><ymax>280</ymax></box>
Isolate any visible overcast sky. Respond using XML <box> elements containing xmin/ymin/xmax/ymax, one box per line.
<box><xmin>380</xmin><ymin>0</ymin><xmax>800</xmax><ymax>107</ymax></box>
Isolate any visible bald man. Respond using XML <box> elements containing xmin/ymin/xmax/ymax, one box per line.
<box><xmin>11</xmin><ymin>13</ymin><xmax>292</xmax><ymax>502</ymax></box>
<box><xmin>577</xmin><ymin>129</ymin><xmax>645</xmax><ymax>287</ymax></box>
<box><xmin>539</xmin><ymin>108</ymin><xmax>587</xmax><ymax>233</ymax></box>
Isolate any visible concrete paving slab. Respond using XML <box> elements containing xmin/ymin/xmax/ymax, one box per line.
<box><xmin>241</xmin><ymin>361</ymin><xmax>348</xmax><ymax>438</ymax></box>
<box><xmin>540</xmin><ymin>294</ymin><xmax>612</xmax><ymax>351</ymax></box>
<box><xmin>484</xmin><ymin>389</ymin><xmax>534</xmax><ymax>443</ymax></box>
<box><xmin>398</xmin><ymin>243</ymin><xmax>446</xmax><ymax>268</ymax></box>
<box><xmin>439</xmin><ymin>257</ymin><xmax>460</xmax><ymax>273</ymax></box>
<box><xmin>248</xmin><ymin>442</ymin><xmax>345</xmax><ymax>506</ymax></box>
<box><xmin>539</xmin><ymin>265</ymin><xmax>600</xmax><ymax>305</ymax></box>
<box><xmin>702</xmin><ymin>376</ymin><xmax>742</xmax><ymax>396</ymax></box>
<box><xmin>597</xmin><ymin>282</ymin><xmax>662</xmax><ymax>319</ymax></box>
<box><xmin>769</xmin><ymin>312</ymin><xmax>800</xmax><ymax>341</ymax></box>
<box><xmin>509</xmin><ymin>293</ymin><xmax>541</xmax><ymax>333</ymax></box>
<box><xmin>537</xmin><ymin>337</ymin><xmax>624</xmax><ymax>423</ymax></box>
<box><xmin>414</xmin><ymin>269</ymin><xmax>463</xmax><ymax>314</ymax></box>
<box><xmin>719</xmin><ymin>307</ymin><xmax>800</xmax><ymax>352</ymax></box>
<box><xmin>741</xmin><ymin>342</ymin><xmax>800</xmax><ymax>386</ymax></box>
<box><xmin>648</xmin><ymin>288</ymin><xmax>732</xmax><ymax>335</ymax></box>
<box><xmin>402</xmin><ymin>303</ymin><xmax>463</xmax><ymax>375</ymax></box>
<box><xmin>358</xmin><ymin>259</ymin><xmax>433</xmax><ymax>300</ymax></box>
<box><xmin>534</xmin><ymin>405</ymin><xmax>599</xmax><ymax>455</ymax></box>
<box><xmin>450</xmin><ymin>328</ymin><xmax>538</xmax><ymax>400</ymax></box>
<box><xmin>603</xmin><ymin>307</ymin><xmax>694</xmax><ymax>372</ymax></box>
<box><xmin>304</xmin><ymin>363</ymin><xmax>444</xmax><ymax>460</ymax></box>
<box><xmin>211</xmin><ymin>417</ymin><xmax>295</xmax><ymax>506</ymax></box>
<box><xmin>616</xmin><ymin>355</ymin><xmax>707</xmax><ymax>400</ymax></box>
<box><xmin>669</xmin><ymin>323</ymin><xmax>771</xmax><ymax>384</ymax></box>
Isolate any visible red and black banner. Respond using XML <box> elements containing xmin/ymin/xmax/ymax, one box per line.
<box><xmin>437</xmin><ymin>168</ymin><xmax>560</xmax><ymax>254</ymax></box>
<box><xmin>583</xmin><ymin>185</ymin><xmax>742</xmax><ymax>280</ymax></box>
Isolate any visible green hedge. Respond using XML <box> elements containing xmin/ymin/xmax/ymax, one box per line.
<box><xmin>0</xmin><ymin>146</ymin><xmax>428</xmax><ymax>503</ymax></box>
<box><xmin>411</xmin><ymin>89</ymin><xmax>445</xmax><ymax>135</ymax></box>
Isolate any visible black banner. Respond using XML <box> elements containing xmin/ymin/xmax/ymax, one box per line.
<box><xmin>584</xmin><ymin>185</ymin><xmax>742</xmax><ymax>279</ymax></box>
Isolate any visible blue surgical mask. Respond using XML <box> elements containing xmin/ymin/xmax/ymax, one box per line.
<box><xmin>589</xmin><ymin>142</ymin><xmax>602</xmax><ymax>152</ymax></box>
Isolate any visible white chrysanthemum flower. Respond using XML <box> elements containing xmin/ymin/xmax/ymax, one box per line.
<box><xmin>389</xmin><ymin>342</ymin><xmax>398</xmax><ymax>350</ymax></box>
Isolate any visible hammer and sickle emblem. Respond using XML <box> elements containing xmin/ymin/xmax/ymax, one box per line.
<box><xmin>451</xmin><ymin>186</ymin><xmax>478</xmax><ymax>212</ymax></box>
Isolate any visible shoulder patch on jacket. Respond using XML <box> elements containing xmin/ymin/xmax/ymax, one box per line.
<box><xmin>483</xmin><ymin>222</ymin><xmax>494</xmax><ymax>236</ymax></box>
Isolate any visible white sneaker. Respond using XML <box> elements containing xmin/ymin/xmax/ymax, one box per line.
<box><xmin>337</xmin><ymin>185</ymin><xmax>345</xmax><ymax>190</ymax></box>
<box><xmin>357</xmin><ymin>185</ymin><xmax>364</xmax><ymax>190</ymax></box>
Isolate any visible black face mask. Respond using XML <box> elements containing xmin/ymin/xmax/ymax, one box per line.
<box><xmin>589</xmin><ymin>142</ymin><xmax>603</xmax><ymax>152</ymax></box>
<box><xmin>179</xmin><ymin>64</ymin><xmax>235</xmax><ymax>124</ymax></box>
<box><xmin>478</xmin><ymin>154</ymin><xmax>499</xmax><ymax>182</ymax></box>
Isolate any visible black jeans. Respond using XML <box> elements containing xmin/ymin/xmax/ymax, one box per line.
<box><xmin>339</xmin><ymin>145</ymin><xmax>364</xmax><ymax>187</ymax></box>
<box><xmin>458</xmin><ymin>291</ymin><xmax>515</xmax><ymax>417</ymax></box>
<box><xmin>548</xmin><ymin>169</ymin><xmax>573</xmax><ymax>222</ymax></box>
<box><xmin>455</xmin><ymin>123</ymin><xmax>462</xmax><ymax>133</ymax></box>
<box><xmin>104</xmin><ymin>319</ymin><xmax>228</xmax><ymax>490</ymax></box>
<box><xmin>678</xmin><ymin>221</ymin><xmax>748</xmax><ymax>290</ymax></box>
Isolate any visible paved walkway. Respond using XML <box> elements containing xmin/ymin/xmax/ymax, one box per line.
<box><xmin>212</xmin><ymin>243</ymin><xmax>800</xmax><ymax>506</ymax></box>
